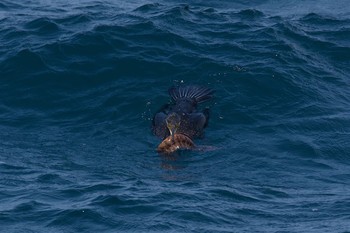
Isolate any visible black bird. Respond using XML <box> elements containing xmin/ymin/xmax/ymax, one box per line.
<box><xmin>152</xmin><ymin>85</ymin><xmax>214</xmax><ymax>140</ymax></box>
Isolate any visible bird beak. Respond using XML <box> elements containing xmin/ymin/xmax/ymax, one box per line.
<box><xmin>167</xmin><ymin>124</ymin><xmax>177</xmax><ymax>142</ymax></box>
<box><xmin>170</xmin><ymin>128</ymin><xmax>175</xmax><ymax>141</ymax></box>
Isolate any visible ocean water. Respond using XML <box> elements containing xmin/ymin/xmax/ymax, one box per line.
<box><xmin>1</xmin><ymin>0</ymin><xmax>350</xmax><ymax>232</ymax></box>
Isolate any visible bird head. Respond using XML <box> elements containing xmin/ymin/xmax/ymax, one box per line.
<box><xmin>165</xmin><ymin>113</ymin><xmax>181</xmax><ymax>140</ymax></box>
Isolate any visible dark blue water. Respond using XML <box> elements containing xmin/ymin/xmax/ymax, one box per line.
<box><xmin>1</xmin><ymin>0</ymin><xmax>350</xmax><ymax>232</ymax></box>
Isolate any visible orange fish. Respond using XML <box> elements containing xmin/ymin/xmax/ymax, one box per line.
<box><xmin>157</xmin><ymin>133</ymin><xmax>195</xmax><ymax>154</ymax></box>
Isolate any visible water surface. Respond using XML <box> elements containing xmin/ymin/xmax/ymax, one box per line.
<box><xmin>1</xmin><ymin>0</ymin><xmax>350</xmax><ymax>232</ymax></box>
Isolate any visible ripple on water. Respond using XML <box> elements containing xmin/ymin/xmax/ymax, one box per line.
<box><xmin>1</xmin><ymin>1</ymin><xmax>350</xmax><ymax>232</ymax></box>
<box><xmin>24</xmin><ymin>17</ymin><xmax>61</xmax><ymax>34</ymax></box>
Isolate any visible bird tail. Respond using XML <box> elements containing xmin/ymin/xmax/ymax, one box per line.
<box><xmin>168</xmin><ymin>85</ymin><xmax>214</xmax><ymax>103</ymax></box>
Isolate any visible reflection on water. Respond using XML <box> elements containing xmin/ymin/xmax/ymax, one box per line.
<box><xmin>160</xmin><ymin>151</ymin><xmax>186</xmax><ymax>170</ymax></box>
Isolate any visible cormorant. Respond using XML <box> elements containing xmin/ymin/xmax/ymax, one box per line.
<box><xmin>153</xmin><ymin>85</ymin><xmax>214</xmax><ymax>153</ymax></box>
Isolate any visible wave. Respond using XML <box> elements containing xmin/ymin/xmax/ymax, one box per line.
<box><xmin>1</xmin><ymin>2</ymin><xmax>350</xmax><ymax>232</ymax></box>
